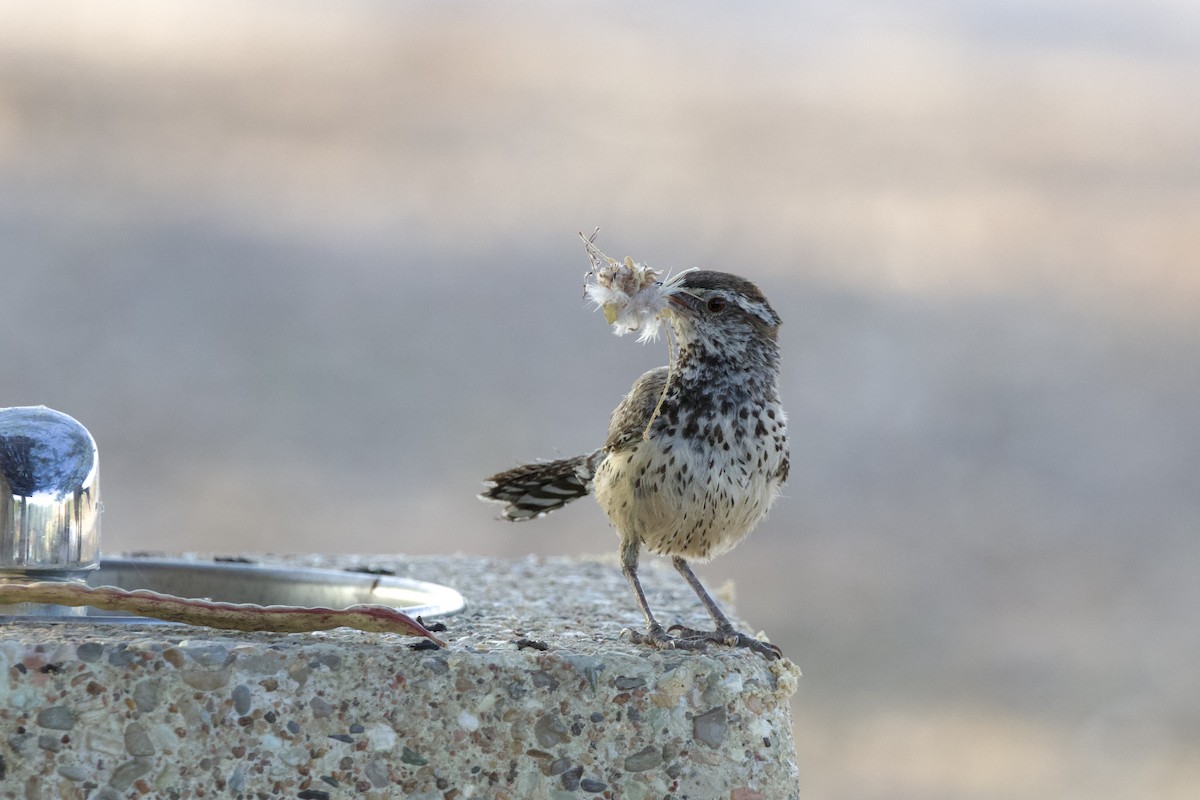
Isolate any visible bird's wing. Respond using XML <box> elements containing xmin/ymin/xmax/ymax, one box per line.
<box><xmin>604</xmin><ymin>366</ymin><xmax>670</xmax><ymax>453</ymax></box>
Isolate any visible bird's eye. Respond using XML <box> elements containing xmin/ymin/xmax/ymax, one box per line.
<box><xmin>706</xmin><ymin>296</ymin><xmax>727</xmax><ymax>313</ymax></box>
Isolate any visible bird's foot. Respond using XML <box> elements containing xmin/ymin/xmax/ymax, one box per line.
<box><xmin>627</xmin><ymin>623</ymin><xmax>710</xmax><ymax>653</ymax></box>
<box><xmin>668</xmin><ymin>624</ymin><xmax>783</xmax><ymax>661</ymax></box>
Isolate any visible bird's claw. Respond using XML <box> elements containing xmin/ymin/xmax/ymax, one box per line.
<box><xmin>667</xmin><ymin>624</ymin><xmax>783</xmax><ymax>661</ymax></box>
<box><xmin>627</xmin><ymin>623</ymin><xmax>709</xmax><ymax>653</ymax></box>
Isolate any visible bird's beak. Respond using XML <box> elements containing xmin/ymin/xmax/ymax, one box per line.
<box><xmin>665</xmin><ymin>290</ymin><xmax>701</xmax><ymax>315</ymax></box>
<box><xmin>662</xmin><ymin>273</ymin><xmax>700</xmax><ymax>314</ymax></box>
<box><xmin>659</xmin><ymin>269</ymin><xmax>702</xmax><ymax>316</ymax></box>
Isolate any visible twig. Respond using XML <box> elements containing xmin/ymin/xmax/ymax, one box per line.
<box><xmin>0</xmin><ymin>582</ymin><xmax>446</xmax><ymax>647</ymax></box>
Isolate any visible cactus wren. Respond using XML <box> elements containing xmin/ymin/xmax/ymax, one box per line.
<box><xmin>480</xmin><ymin>270</ymin><xmax>788</xmax><ymax>660</ymax></box>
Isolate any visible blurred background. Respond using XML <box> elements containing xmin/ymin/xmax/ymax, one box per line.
<box><xmin>2</xmin><ymin>1</ymin><xmax>1198</xmax><ymax>797</ymax></box>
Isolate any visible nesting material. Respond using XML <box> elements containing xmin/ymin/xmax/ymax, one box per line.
<box><xmin>582</xmin><ymin>231</ymin><xmax>672</xmax><ymax>342</ymax></box>
<box><xmin>581</xmin><ymin>231</ymin><xmax>696</xmax><ymax>439</ymax></box>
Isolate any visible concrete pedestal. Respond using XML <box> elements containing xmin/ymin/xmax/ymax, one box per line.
<box><xmin>0</xmin><ymin>554</ymin><xmax>800</xmax><ymax>799</ymax></box>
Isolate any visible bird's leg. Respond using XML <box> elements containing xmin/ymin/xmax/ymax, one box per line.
<box><xmin>669</xmin><ymin>557</ymin><xmax>783</xmax><ymax>660</ymax></box>
<box><xmin>621</xmin><ymin>538</ymin><xmax>706</xmax><ymax>652</ymax></box>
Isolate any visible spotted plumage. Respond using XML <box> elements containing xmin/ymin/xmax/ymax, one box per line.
<box><xmin>481</xmin><ymin>269</ymin><xmax>789</xmax><ymax>660</ymax></box>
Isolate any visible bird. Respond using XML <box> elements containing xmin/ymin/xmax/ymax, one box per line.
<box><xmin>480</xmin><ymin>269</ymin><xmax>788</xmax><ymax>659</ymax></box>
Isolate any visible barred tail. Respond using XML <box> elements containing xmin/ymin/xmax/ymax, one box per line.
<box><xmin>479</xmin><ymin>450</ymin><xmax>603</xmax><ymax>521</ymax></box>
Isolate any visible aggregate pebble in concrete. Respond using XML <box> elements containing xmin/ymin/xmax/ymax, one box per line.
<box><xmin>0</xmin><ymin>554</ymin><xmax>801</xmax><ymax>798</ymax></box>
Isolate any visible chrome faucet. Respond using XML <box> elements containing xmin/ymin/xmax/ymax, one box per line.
<box><xmin>0</xmin><ymin>406</ymin><xmax>100</xmax><ymax>615</ymax></box>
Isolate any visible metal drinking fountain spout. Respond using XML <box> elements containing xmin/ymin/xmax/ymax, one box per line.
<box><xmin>0</xmin><ymin>406</ymin><xmax>468</xmax><ymax>624</ymax></box>
<box><xmin>0</xmin><ymin>406</ymin><xmax>100</xmax><ymax>615</ymax></box>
